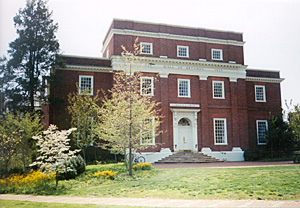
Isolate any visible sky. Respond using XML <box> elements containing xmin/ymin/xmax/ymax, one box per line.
<box><xmin>1</xmin><ymin>0</ymin><xmax>300</xmax><ymax>111</ymax></box>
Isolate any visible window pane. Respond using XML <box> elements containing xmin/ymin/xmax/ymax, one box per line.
<box><xmin>141</xmin><ymin>43</ymin><xmax>152</xmax><ymax>54</ymax></box>
<box><xmin>178</xmin><ymin>46</ymin><xmax>188</xmax><ymax>57</ymax></box>
<box><xmin>179</xmin><ymin>80</ymin><xmax>189</xmax><ymax>97</ymax></box>
<box><xmin>257</xmin><ymin>121</ymin><xmax>267</xmax><ymax>144</ymax></box>
<box><xmin>215</xmin><ymin>119</ymin><xmax>225</xmax><ymax>144</ymax></box>
<box><xmin>141</xmin><ymin>78</ymin><xmax>152</xmax><ymax>95</ymax></box>
<box><xmin>80</xmin><ymin>77</ymin><xmax>92</xmax><ymax>94</ymax></box>
<box><xmin>255</xmin><ymin>86</ymin><xmax>265</xmax><ymax>101</ymax></box>
<box><xmin>213</xmin><ymin>82</ymin><xmax>224</xmax><ymax>98</ymax></box>
<box><xmin>141</xmin><ymin>118</ymin><xmax>154</xmax><ymax>145</ymax></box>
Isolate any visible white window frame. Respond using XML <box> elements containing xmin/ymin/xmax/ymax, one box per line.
<box><xmin>79</xmin><ymin>75</ymin><xmax>93</xmax><ymax>95</ymax></box>
<box><xmin>213</xmin><ymin>118</ymin><xmax>228</xmax><ymax>145</ymax></box>
<box><xmin>177</xmin><ymin>45</ymin><xmax>189</xmax><ymax>58</ymax></box>
<box><xmin>140</xmin><ymin>77</ymin><xmax>154</xmax><ymax>96</ymax></box>
<box><xmin>178</xmin><ymin>79</ymin><xmax>191</xmax><ymax>98</ymax></box>
<box><xmin>140</xmin><ymin>42</ymin><xmax>153</xmax><ymax>55</ymax></box>
<box><xmin>212</xmin><ymin>81</ymin><xmax>225</xmax><ymax>99</ymax></box>
<box><xmin>140</xmin><ymin>117</ymin><xmax>155</xmax><ymax>145</ymax></box>
<box><xmin>211</xmin><ymin>49</ymin><xmax>223</xmax><ymax>60</ymax></box>
<box><xmin>255</xmin><ymin>85</ymin><xmax>266</xmax><ymax>102</ymax></box>
<box><xmin>256</xmin><ymin>120</ymin><xmax>268</xmax><ymax>145</ymax></box>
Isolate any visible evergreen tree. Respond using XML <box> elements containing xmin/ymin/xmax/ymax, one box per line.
<box><xmin>5</xmin><ymin>0</ymin><xmax>59</xmax><ymax>112</ymax></box>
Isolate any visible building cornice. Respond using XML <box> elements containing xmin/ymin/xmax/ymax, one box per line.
<box><xmin>58</xmin><ymin>65</ymin><xmax>112</xmax><ymax>73</ymax></box>
<box><xmin>111</xmin><ymin>55</ymin><xmax>247</xmax><ymax>81</ymax></box>
<box><xmin>102</xmin><ymin>28</ymin><xmax>245</xmax><ymax>53</ymax></box>
<box><xmin>113</xmin><ymin>18</ymin><xmax>243</xmax><ymax>34</ymax></box>
<box><xmin>246</xmin><ymin>76</ymin><xmax>284</xmax><ymax>83</ymax></box>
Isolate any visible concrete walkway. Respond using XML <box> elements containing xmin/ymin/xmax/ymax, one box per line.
<box><xmin>152</xmin><ymin>161</ymin><xmax>298</xmax><ymax>169</ymax></box>
<box><xmin>1</xmin><ymin>194</ymin><xmax>300</xmax><ymax>207</ymax></box>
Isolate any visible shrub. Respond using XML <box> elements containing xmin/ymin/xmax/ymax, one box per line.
<box><xmin>133</xmin><ymin>163</ymin><xmax>152</xmax><ymax>171</ymax></box>
<box><xmin>244</xmin><ymin>148</ymin><xmax>264</xmax><ymax>161</ymax></box>
<box><xmin>93</xmin><ymin>170</ymin><xmax>118</xmax><ymax>180</ymax></box>
<box><xmin>0</xmin><ymin>170</ymin><xmax>55</xmax><ymax>194</ymax></box>
<box><xmin>59</xmin><ymin>155</ymin><xmax>86</xmax><ymax>180</ymax></box>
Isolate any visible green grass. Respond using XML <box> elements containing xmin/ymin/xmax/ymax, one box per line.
<box><xmin>2</xmin><ymin>163</ymin><xmax>300</xmax><ymax>201</ymax></box>
<box><xmin>0</xmin><ymin>200</ymin><xmax>148</xmax><ymax>208</ymax></box>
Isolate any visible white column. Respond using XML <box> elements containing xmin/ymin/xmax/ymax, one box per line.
<box><xmin>172</xmin><ymin>111</ymin><xmax>179</xmax><ymax>152</ymax></box>
<box><xmin>193</xmin><ymin>111</ymin><xmax>198</xmax><ymax>153</ymax></box>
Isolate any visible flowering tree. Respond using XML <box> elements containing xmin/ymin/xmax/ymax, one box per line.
<box><xmin>96</xmin><ymin>40</ymin><xmax>163</xmax><ymax>176</ymax></box>
<box><xmin>30</xmin><ymin>124</ymin><xmax>79</xmax><ymax>187</ymax></box>
<box><xmin>67</xmin><ymin>86</ymin><xmax>100</xmax><ymax>162</ymax></box>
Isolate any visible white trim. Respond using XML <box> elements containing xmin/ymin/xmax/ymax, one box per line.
<box><xmin>256</xmin><ymin>120</ymin><xmax>268</xmax><ymax>145</ymax></box>
<box><xmin>255</xmin><ymin>85</ymin><xmax>266</xmax><ymax>102</ymax></box>
<box><xmin>170</xmin><ymin>103</ymin><xmax>200</xmax><ymax>108</ymax></box>
<box><xmin>59</xmin><ymin>65</ymin><xmax>112</xmax><ymax>73</ymax></box>
<box><xmin>178</xmin><ymin>79</ymin><xmax>191</xmax><ymax>98</ymax></box>
<box><xmin>213</xmin><ymin>118</ymin><xmax>228</xmax><ymax>145</ymax></box>
<box><xmin>212</xmin><ymin>80</ymin><xmax>225</xmax><ymax>99</ymax></box>
<box><xmin>211</xmin><ymin>49</ymin><xmax>223</xmax><ymax>61</ymax></box>
<box><xmin>246</xmin><ymin>77</ymin><xmax>284</xmax><ymax>83</ymax></box>
<box><xmin>79</xmin><ymin>75</ymin><xmax>94</xmax><ymax>95</ymax></box>
<box><xmin>247</xmin><ymin>68</ymin><xmax>281</xmax><ymax>73</ymax></box>
<box><xmin>102</xmin><ymin>28</ymin><xmax>245</xmax><ymax>53</ymax></box>
<box><xmin>140</xmin><ymin>76</ymin><xmax>154</xmax><ymax>96</ymax></box>
<box><xmin>170</xmin><ymin>109</ymin><xmax>200</xmax><ymax>153</ymax></box>
<box><xmin>177</xmin><ymin>45</ymin><xmax>189</xmax><ymax>58</ymax></box>
<box><xmin>140</xmin><ymin>42</ymin><xmax>153</xmax><ymax>55</ymax></box>
<box><xmin>111</xmin><ymin>55</ymin><xmax>247</xmax><ymax>81</ymax></box>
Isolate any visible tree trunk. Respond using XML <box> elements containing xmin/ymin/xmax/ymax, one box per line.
<box><xmin>129</xmin><ymin>143</ymin><xmax>132</xmax><ymax>176</ymax></box>
<box><xmin>21</xmin><ymin>147</ymin><xmax>26</xmax><ymax>174</ymax></box>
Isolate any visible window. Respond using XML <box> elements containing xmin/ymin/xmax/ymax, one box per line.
<box><xmin>257</xmin><ymin>120</ymin><xmax>268</xmax><ymax>145</ymax></box>
<box><xmin>255</xmin><ymin>85</ymin><xmax>266</xmax><ymax>102</ymax></box>
<box><xmin>140</xmin><ymin>77</ymin><xmax>154</xmax><ymax>96</ymax></box>
<box><xmin>213</xmin><ymin>81</ymin><xmax>225</xmax><ymax>99</ymax></box>
<box><xmin>177</xmin><ymin>46</ymin><xmax>189</xmax><ymax>57</ymax></box>
<box><xmin>178</xmin><ymin>118</ymin><xmax>191</xmax><ymax>126</ymax></box>
<box><xmin>79</xmin><ymin>75</ymin><xmax>93</xmax><ymax>95</ymax></box>
<box><xmin>178</xmin><ymin>79</ymin><xmax>191</xmax><ymax>97</ymax></box>
<box><xmin>214</xmin><ymin>118</ymin><xmax>227</xmax><ymax>145</ymax></box>
<box><xmin>212</xmin><ymin>49</ymin><xmax>223</xmax><ymax>60</ymax></box>
<box><xmin>141</xmin><ymin>117</ymin><xmax>155</xmax><ymax>145</ymax></box>
<box><xmin>140</xmin><ymin>42</ymin><xmax>153</xmax><ymax>55</ymax></box>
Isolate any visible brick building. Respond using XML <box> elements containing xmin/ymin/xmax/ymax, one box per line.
<box><xmin>49</xmin><ymin>19</ymin><xmax>284</xmax><ymax>162</ymax></box>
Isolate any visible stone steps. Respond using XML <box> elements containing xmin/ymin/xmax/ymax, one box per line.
<box><xmin>156</xmin><ymin>152</ymin><xmax>222</xmax><ymax>163</ymax></box>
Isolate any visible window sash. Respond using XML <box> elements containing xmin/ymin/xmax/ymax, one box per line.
<box><xmin>79</xmin><ymin>75</ymin><xmax>93</xmax><ymax>95</ymax></box>
<box><xmin>214</xmin><ymin>118</ymin><xmax>227</xmax><ymax>145</ymax></box>
<box><xmin>213</xmin><ymin>81</ymin><xmax>225</xmax><ymax>99</ymax></box>
<box><xmin>140</xmin><ymin>77</ymin><xmax>154</xmax><ymax>96</ymax></box>
<box><xmin>140</xmin><ymin>117</ymin><xmax>155</xmax><ymax>145</ymax></box>
<box><xmin>255</xmin><ymin>85</ymin><xmax>266</xmax><ymax>102</ymax></box>
<box><xmin>177</xmin><ymin>46</ymin><xmax>189</xmax><ymax>57</ymax></box>
<box><xmin>178</xmin><ymin>79</ymin><xmax>190</xmax><ymax>97</ymax></box>
<box><xmin>257</xmin><ymin>120</ymin><xmax>268</xmax><ymax>145</ymax></box>
<box><xmin>140</xmin><ymin>42</ymin><xmax>153</xmax><ymax>54</ymax></box>
<box><xmin>212</xmin><ymin>49</ymin><xmax>223</xmax><ymax>60</ymax></box>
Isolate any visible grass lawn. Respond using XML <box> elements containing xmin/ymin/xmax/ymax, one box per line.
<box><xmin>2</xmin><ymin>163</ymin><xmax>300</xmax><ymax>201</ymax></box>
<box><xmin>0</xmin><ymin>200</ymin><xmax>147</xmax><ymax>208</ymax></box>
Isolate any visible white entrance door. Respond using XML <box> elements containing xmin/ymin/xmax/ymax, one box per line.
<box><xmin>178</xmin><ymin>118</ymin><xmax>193</xmax><ymax>151</ymax></box>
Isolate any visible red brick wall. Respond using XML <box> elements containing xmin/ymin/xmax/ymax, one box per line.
<box><xmin>50</xmin><ymin>69</ymin><xmax>113</xmax><ymax>129</ymax></box>
<box><xmin>50</xmin><ymin>65</ymin><xmax>282</xmax><ymax>153</ymax></box>
<box><xmin>107</xmin><ymin>35</ymin><xmax>244</xmax><ymax>64</ymax></box>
